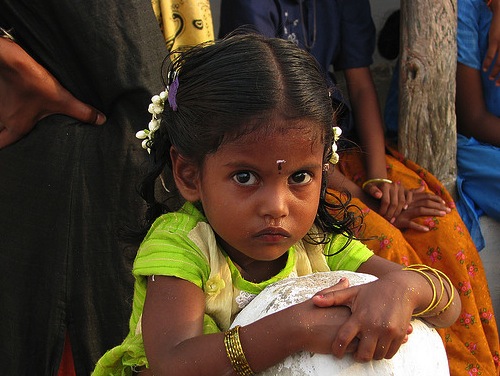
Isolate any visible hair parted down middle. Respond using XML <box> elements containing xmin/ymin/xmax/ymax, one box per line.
<box><xmin>137</xmin><ymin>31</ymin><xmax>361</xmax><ymax>252</ymax></box>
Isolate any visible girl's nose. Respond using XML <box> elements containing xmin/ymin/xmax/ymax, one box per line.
<box><xmin>258</xmin><ymin>184</ymin><xmax>290</xmax><ymax>220</ymax></box>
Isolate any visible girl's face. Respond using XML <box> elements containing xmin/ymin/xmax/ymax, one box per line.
<box><xmin>194</xmin><ymin>119</ymin><xmax>325</xmax><ymax>268</ymax></box>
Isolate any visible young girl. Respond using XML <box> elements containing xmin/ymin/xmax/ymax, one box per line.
<box><xmin>93</xmin><ymin>32</ymin><xmax>460</xmax><ymax>375</ymax></box>
<box><xmin>220</xmin><ymin>12</ymin><xmax>499</xmax><ymax>373</ymax></box>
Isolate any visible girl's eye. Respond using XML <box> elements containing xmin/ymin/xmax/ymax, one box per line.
<box><xmin>233</xmin><ymin>171</ymin><xmax>258</xmax><ymax>185</ymax></box>
<box><xmin>289</xmin><ymin>171</ymin><xmax>313</xmax><ymax>185</ymax></box>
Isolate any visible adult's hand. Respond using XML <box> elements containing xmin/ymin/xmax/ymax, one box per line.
<box><xmin>392</xmin><ymin>186</ymin><xmax>451</xmax><ymax>231</ymax></box>
<box><xmin>0</xmin><ymin>38</ymin><xmax>106</xmax><ymax>149</ymax></box>
<box><xmin>363</xmin><ymin>180</ymin><xmax>407</xmax><ymax>223</ymax></box>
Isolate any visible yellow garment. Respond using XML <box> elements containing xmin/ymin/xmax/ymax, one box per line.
<box><xmin>186</xmin><ymin>222</ymin><xmax>333</xmax><ymax>331</ymax></box>
<box><xmin>151</xmin><ymin>0</ymin><xmax>214</xmax><ymax>51</ymax></box>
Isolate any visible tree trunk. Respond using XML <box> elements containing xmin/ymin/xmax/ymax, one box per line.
<box><xmin>399</xmin><ymin>0</ymin><xmax>457</xmax><ymax>192</ymax></box>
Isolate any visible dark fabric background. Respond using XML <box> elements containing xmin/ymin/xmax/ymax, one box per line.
<box><xmin>0</xmin><ymin>1</ymin><xmax>166</xmax><ymax>374</ymax></box>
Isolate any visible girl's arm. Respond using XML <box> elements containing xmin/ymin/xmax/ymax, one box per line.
<box><xmin>357</xmin><ymin>256</ymin><xmax>461</xmax><ymax>328</ymax></box>
<box><xmin>456</xmin><ymin>62</ymin><xmax>500</xmax><ymax>146</ymax></box>
<box><xmin>313</xmin><ymin>255</ymin><xmax>461</xmax><ymax>362</ymax></box>
<box><xmin>142</xmin><ymin>275</ymin><xmax>353</xmax><ymax>375</ymax></box>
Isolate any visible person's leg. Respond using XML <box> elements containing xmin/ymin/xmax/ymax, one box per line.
<box><xmin>66</xmin><ymin>115</ymin><xmax>146</xmax><ymax>375</ymax></box>
<box><xmin>0</xmin><ymin>119</ymin><xmax>75</xmax><ymax>375</ymax></box>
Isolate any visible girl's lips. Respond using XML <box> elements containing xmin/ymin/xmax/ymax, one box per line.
<box><xmin>254</xmin><ymin>227</ymin><xmax>291</xmax><ymax>240</ymax></box>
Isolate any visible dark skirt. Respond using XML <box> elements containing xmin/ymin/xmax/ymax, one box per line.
<box><xmin>0</xmin><ymin>0</ymin><xmax>166</xmax><ymax>374</ymax></box>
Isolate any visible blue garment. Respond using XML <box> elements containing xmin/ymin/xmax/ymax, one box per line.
<box><xmin>456</xmin><ymin>0</ymin><xmax>500</xmax><ymax>250</ymax></box>
<box><xmin>219</xmin><ymin>0</ymin><xmax>375</xmax><ymax>141</ymax></box>
<box><xmin>219</xmin><ymin>0</ymin><xmax>375</xmax><ymax>77</ymax></box>
<box><xmin>456</xmin><ymin>135</ymin><xmax>500</xmax><ymax>250</ymax></box>
<box><xmin>458</xmin><ymin>0</ymin><xmax>500</xmax><ymax>115</ymax></box>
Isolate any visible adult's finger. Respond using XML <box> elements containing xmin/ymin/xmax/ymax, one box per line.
<box><xmin>61</xmin><ymin>99</ymin><xmax>106</xmax><ymax>125</ymax></box>
<box><xmin>405</xmin><ymin>220</ymin><xmax>431</xmax><ymax>232</ymax></box>
<box><xmin>482</xmin><ymin>45</ymin><xmax>499</xmax><ymax>78</ymax></box>
<box><xmin>42</xmin><ymin>90</ymin><xmax>106</xmax><ymax>125</ymax></box>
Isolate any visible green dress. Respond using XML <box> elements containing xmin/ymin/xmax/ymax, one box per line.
<box><xmin>93</xmin><ymin>202</ymin><xmax>373</xmax><ymax>375</ymax></box>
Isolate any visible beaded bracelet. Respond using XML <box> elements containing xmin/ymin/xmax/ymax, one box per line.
<box><xmin>224</xmin><ymin>326</ymin><xmax>254</xmax><ymax>376</ymax></box>
<box><xmin>361</xmin><ymin>178</ymin><xmax>393</xmax><ymax>190</ymax></box>
<box><xmin>0</xmin><ymin>27</ymin><xmax>15</xmax><ymax>41</ymax></box>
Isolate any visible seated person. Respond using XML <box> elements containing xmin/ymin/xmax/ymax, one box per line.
<box><xmin>219</xmin><ymin>2</ymin><xmax>500</xmax><ymax>374</ymax></box>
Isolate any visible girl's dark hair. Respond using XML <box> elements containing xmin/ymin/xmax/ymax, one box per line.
<box><xmin>138</xmin><ymin>31</ymin><xmax>361</xmax><ymax>253</ymax></box>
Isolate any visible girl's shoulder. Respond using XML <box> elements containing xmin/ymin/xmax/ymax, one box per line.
<box><xmin>134</xmin><ymin>202</ymin><xmax>213</xmax><ymax>286</ymax></box>
<box><xmin>145</xmin><ymin>202</ymin><xmax>206</xmax><ymax>239</ymax></box>
<box><xmin>137</xmin><ymin>202</ymin><xmax>211</xmax><ymax>265</ymax></box>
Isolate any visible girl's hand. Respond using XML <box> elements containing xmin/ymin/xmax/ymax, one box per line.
<box><xmin>288</xmin><ymin>277</ymin><xmax>361</xmax><ymax>355</ymax></box>
<box><xmin>392</xmin><ymin>186</ymin><xmax>451</xmax><ymax>231</ymax></box>
<box><xmin>0</xmin><ymin>38</ymin><xmax>106</xmax><ymax>149</ymax></box>
<box><xmin>311</xmin><ymin>278</ymin><xmax>414</xmax><ymax>362</ymax></box>
<box><xmin>363</xmin><ymin>180</ymin><xmax>406</xmax><ymax>223</ymax></box>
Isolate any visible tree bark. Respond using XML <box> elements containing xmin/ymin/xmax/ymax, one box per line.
<box><xmin>399</xmin><ymin>0</ymin><xmax>457</xmax><ymax>192</ymax></box>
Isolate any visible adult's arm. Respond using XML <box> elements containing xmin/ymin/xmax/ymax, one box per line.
<box><xmin>343</xmin><ymin>67</ymin><xmax>406</xmax><ymax>221</ymax></box>
<box><xmin>0</xmin><ymin>38</ymin><xmax>105</xmax><ymax>149</ymax></box>
<box><xmin>456</xmin><ymin>61</ymin><xmax>500</xmax><ymax>146</ymax></box>
<box><xmin>482</xmin><ymin>0</ymin><xmax>500</xmax><ymax>82</ymax></box>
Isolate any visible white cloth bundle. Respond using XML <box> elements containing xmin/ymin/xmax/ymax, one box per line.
<box><xmin>232</xmin><ymin>271</ymin><xmax>449</xmax><ymax>376</ymax></box>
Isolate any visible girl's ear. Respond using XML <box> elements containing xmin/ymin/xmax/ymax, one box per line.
<box><xmin>170</xmin><ymin>147</ymin><xmax>201</xmax><ymax>202</ymax></box>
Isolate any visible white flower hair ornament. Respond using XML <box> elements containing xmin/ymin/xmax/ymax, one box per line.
<box><xmin>329</xmin><ymin>126</ymin><xmax>342</xmax><ymax>165</ymax></box>
<box><xmin>136</xmin><ymin>75</ymin><xmax>179</xmax><ymax>153</ymax></box>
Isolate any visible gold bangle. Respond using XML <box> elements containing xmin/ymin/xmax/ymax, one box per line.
<box><xmin>0</xmin><ymin>27</ymin><xmax>15</xmax><ymax>41</ymax></box>
<box><xmin>224</xmin><ymin>326</ymin><xmax>254</xmax><ymax>376</ymax></box>
<box><xmin>403</xmin><ymin>264</ymin><xmax>454</xmax><ymax>317</ymax></box>
<box><xmin>361</xmin><ymin>178</ymin><xmax>393</xmax><ymax>190</ymax></box>
<box><xmin>433</xmin><ymin>268</ymin><xmax>455</xmax><ymax>316</ymax></box>
<box><xmin>403</xmin><ymin>266</ymin><xmax>438</xmax><ymax>317</ymax></box>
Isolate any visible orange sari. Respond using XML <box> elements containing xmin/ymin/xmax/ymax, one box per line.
<box><xmin>330</xmin><ymin>145</ymin><xmax>499</xmax><ymax>375</ymax></box>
